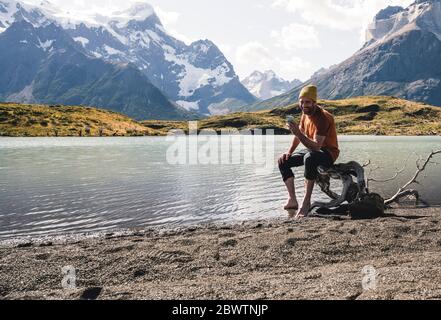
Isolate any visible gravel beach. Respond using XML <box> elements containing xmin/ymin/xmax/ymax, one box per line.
<box><xmin>1</xmin><ymin>206</ymin><xmax>441</xmax><ymax>300</ymax></box>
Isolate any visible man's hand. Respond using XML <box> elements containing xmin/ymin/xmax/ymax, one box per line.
<box><xmin>287</xmin><ymin>121</ymin><xmax>301</xmax><ymax>136</ymax></box>
<box><xmin>278</xmin><ymin>153</ymin><xmax>292</xmax><ymax>166</ymax></box>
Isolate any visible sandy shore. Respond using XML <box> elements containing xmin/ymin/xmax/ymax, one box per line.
<box><xmin>1</xmin><ymin>206</ymin><xmax>441</xmax><ymax>300</ymax></box>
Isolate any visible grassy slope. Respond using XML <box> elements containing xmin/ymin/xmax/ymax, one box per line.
<box><xmin>143</xmin><ymin>96</ymin><xmax>441</xmax><ymax>136</ymax></box>
<box><xmin>0</xmin><ymin>103</ymin><xmax>160</xmax><ymax>137</ymax></box>
<box><xmin>1</xmin><ymin>96</ymin><xmax>440</xmax><ymax>137</ymax></box>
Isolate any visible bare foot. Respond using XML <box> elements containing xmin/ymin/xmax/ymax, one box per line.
<box><xmin>295</xmin><ymin>203</ymin><xmax>311</xmax><ymax>220</ymax></box>
<box><xmin>284</xmin><ymin>198</ymin><xmax>298</xmax><ymax>211</ymax></box>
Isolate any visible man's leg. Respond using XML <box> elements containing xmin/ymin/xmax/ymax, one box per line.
<box><xmin>296</xmin><ymin>179</ymin><xmax>315</xmax><ymax>218</ymax></box>
<box><xmin>283</xmin><ymin>177</ymin><xmax>298</xmax><ymax>210</ymax></box>
<box><xmin>279</xmin><ymin>151</ymin><xmax>307</xmax><ymax>210</ymax></box>
<box><xmin>296</xmin><ymin>150</ymin><xmax>333</xmax><ymax>218</ymax></box>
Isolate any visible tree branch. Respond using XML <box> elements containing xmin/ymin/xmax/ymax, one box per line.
<box><xmin>365</xmin><ymin>152</ymin><xmax>414</xmax><ymax>189</ymax></box>
<box><xmin>385</xmin><ymin>150</ymin><xmax>441</xmax><ymax>206</ymax></box>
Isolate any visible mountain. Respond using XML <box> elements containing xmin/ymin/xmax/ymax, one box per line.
<box><xmin>2</xmin><ymin>0</ymin><xmax>256</xmax><ymax>115</ymax></box>
<box><xmin>0</xmin><ymin>20</ymin><xmax>196</xmax><ymax>120</ymax></box>
<box><xmin>0</xmin><ymin>0</ymin><xmax>49</xmax><ymax>32</ymax></box>
<box><xmin>65</xmin><ymin>3</ymin><xmax>257</xmax><ymax>115</ymax></box>
<box><xmin>0</xmin><ymin>0</ymin><xmax>256</xmax><ymax>116</ymax></box>
<box><xmin>244</xmin><ymin>0</ymin><xmax>441</xmax><ymax>111</ymax></box>
<box><xmin>241</xmin><ymin>70</ymin><xmax>302</xmax><ymax>100</ymax></box>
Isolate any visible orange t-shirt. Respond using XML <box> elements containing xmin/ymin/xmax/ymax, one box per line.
<box><xmin>299</xmin><ymin>107</ymin><xmax>340</xmax><ymax>163</ymax></box>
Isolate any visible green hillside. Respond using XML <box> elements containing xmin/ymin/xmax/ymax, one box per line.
<box><xmin>143</xmin><ymin>96</ymin><xmax>441</xmax><ymax>136</ymax></box>
<box><xmin>1</xmin><ymin>96</ymin><xmax>440</xmax><ymax>137</ymax></box>
<box><xmin>0</xmin><ymin>103</ymin><xmax>159</xmax><ymax>137</ymax></box>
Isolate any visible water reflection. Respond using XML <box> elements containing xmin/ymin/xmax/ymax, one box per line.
<box><xmin>0</xmin><ymin>136</ymin><xmax>440</xmax><ymax>240</ymax></box>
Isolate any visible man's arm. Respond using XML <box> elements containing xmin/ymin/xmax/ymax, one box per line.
<box><xmin>288</xmin><ymin>136</ymin><xmax>301</xmax><ymax>155</ymax></box>
<box><xmin>295</xmin><ymin>132</ymin><xmax>325</xmax><ymax>152</ymax></box>
<box><xmin>279</xmin><ymin>135</ymin><xmax>301</xmax><ymax>166</ymax></box>
<box><xmin>288</xmin><ymin>122</ymin><xmax>326</xmax><ymax>151</ymax></box>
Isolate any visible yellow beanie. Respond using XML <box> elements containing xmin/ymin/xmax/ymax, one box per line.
<box><xmin>299</xmin><ymin>85</ymin><xmax>318</xmax><ymax>102</ymax></box>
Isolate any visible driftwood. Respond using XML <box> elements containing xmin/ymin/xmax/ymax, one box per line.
<box><xmin>310</xmin><ymin>150</ymin><xmax>440</xmax><ymax>218</ymax></box>
<box><xmin>312</xmin><ymin>161</ymin><xmax>368</xmax><ymax>209</ymax></box>
<box><xmin>311</xmin><ymin>161</ymin><xmax>384</xmax><ymax>219</ymax></box>
<box><xmin>383</xmin><ymin>150</ymin><xmax>440</xmax><ymax>206</ymax></box>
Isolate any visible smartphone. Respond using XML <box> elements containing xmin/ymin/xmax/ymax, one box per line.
<box><xmin>286</xmin><ymin>115</ymin><xmax>294</xmax><ymax>124</ymax></box>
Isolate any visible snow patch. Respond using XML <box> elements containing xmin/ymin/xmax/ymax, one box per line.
<box><xmin>126</xmin><ymin>29</ymin><xmax>164</xmax><ymax>48</ymax></box>
<box><xmin>176</xmin><ymin>100</ymin><xmax>200</xmax><ymax>111</ymax></box>
<box><xmin>37</xmin><ymin>38</ymin><xmax>54</xmax><ymax>51</ymax></box>
<box><xmin>6</xmin><ymin>83</ymin><xmax>36</xmax><ymax>103</ymax></box>
<box><xmin>270</xmin><ymin>90</ymin><xmax>285</xmax><ymax>97</ymax></box>
<box><xmin>111</xmin><ymin>3</ymin><xmax>155</xmax><ymax>28</ymax></box>
<box><xmin>129</xmin><ymin>31</ymin><xmax>150</xmax><ymax>47</ymax></box>
<box><xmin>103</xmin><ymin>44</ymin><xmax>123</xmax><ymax>56</ymax></box>
<box><xmin>92</xmin><ymin>51</ymin><xmax>103</xmax><ymax>58</ymax></box>
<box><xmin>73</xmin><ymin>36</ymin><xmax>89</xmax><ymax>47</ymax></box>
<box><xmin>0</xmin><ymin>0</ymin><xmax>56</xmax><ymax>33</ymax></box>
<box><xmin>163</xmin><ymin>45</ymin><xmax>233</xmax><ymax>98</ymax></box>
<box><xmin>0</xmin><ymin>0</ymin><xmax>18</xmax><ymax>32</ymax></box>
<box><xmin>207</xmin><ymin>99</ymin><xmax>237</xmax><ymax>115</ymax></box>
<box><xmin>146</xmin><ymin>30</ymin><xmax>162</xmax><ymax>44</ymax></box>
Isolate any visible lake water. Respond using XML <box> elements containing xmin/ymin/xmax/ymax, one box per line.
<box><xmin>0</xmin><ymin>136</ymin><xmax>440</xmax><ymax>240</ymax></box>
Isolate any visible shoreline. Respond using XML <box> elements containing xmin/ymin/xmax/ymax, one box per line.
<box><xmin>1</xmin><ymin>204</ymin><xmax>439</xmax><ymax>247</ymax></box>
<box><xmin>2</xmin><ymin>206</ymin><xmax>441</xmax><ymax>300</ymax></box>
<box><xmin>1</xmin><ymin>133</ymin><xmax>441</xmax><ymax>138</ymax></box>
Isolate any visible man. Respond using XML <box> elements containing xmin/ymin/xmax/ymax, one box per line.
<box><xmin>278</xmin><ymin>85</ymin><xmax>340</xmax><ymax>219</ymax></box>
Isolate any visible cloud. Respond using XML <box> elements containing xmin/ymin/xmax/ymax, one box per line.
<box><xmin>235</xmin><ymin>41</ymin><xmax>312</xmax><ymax>81</ymax></box>
<box><xmin>236</xmin><ymin>41</ymin><xmax>273</xmax><ymax>64</ymax></box>
<box><xmin>272</xmin><ymin>0</ymin><xmax>414</xmax><ymax>33</ymax></box>
<box><xmin>152</xmin><ymin>6</ymin><xmax>194</xmax><ymax>44</ymax></box>
<box><xmin>153</xmin><ymin>6</ymin><xmax>180</xmax><ymax>27</ymax></box>
<box><xmin>271</xmin><ymin>23</ymin><xmax>320</xmax><ymax>50</ymax></box>
<box><xmin>217</xmin><ymin>43</ymin><xmax>233</xmax><ymax>57</ymax></box>
<box><xmin>167</xmin><ymin>29</ymin><xmax>195</xmax><ymax>44</ymax></box>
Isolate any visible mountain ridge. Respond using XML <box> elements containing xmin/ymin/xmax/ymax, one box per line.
<box><xmin>0</xmin><ymin>0</ymin><xmax>257</xmax><ymax>116</ymax></box>
<box><xmin>0</xmin><ymin>20</ymin><xmax>198</xmax><ymax>120</ymax></box>
<box><xmin>243</xmin><ymin>0</ymin><xmax>441</xmax><ymax>112</ymax></box>
<box><xmin>241</xmin><ymin>70</ymin><xmax>302</xmax><ymax>100</ymax></box>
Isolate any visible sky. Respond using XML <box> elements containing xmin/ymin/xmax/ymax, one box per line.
<box><xmin>25</xmin><ymin>0</ymin><xmax>414</xmax><ymax>82</ymax></box>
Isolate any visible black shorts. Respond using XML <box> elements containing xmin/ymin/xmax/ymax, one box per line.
<box><xmin>279</xmin><ymin>149</ymin><xmax>333</xmax><ymax>181</ymax></box>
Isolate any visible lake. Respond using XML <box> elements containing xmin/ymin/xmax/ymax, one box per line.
<box><xmin>0</xmin><ymin>136</ymin><xmax>440</xmax><ymax>240</ymax></box>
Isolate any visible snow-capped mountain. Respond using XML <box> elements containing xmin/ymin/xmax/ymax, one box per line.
<box><xmin>241</xmin><ymin>70</ymin><xmax>302</xmax><ymax>100</ymax></box>
<box><xmin>364</xmin><ymin>0</ymin><xmax>441</xmax><ymax>50</ymax></box>
<box><xmin>0</xmin><ymin>0</ymin><xmax>256</xmax><ymax>116</ymax></box>
<box><xmin>244</xmin><ymin>0</ymin><xmax>441</xmax><ymax>111</ymax></box>
<box><xmin>0</xmin><ymin>0</ymin><xmax>49</xmax><ymax>31</ymax></box>
<box><xmin>0</xmin><ymin>16</ymin><xmax>197</xmax><ymax>120</ymax></box>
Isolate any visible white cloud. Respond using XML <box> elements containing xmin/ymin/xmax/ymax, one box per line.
<box><xmin>217</xmin><ymin>43</ymin><xmax>233</xmax><ymax>58</ymax></box>
<box><xmin>167</xmin><ymin>29</ymin><xmax>195</xmax><ymax>44</ymax></box>
<box><xmin>271</xmin><ymin>23</ymin><xmax>320</xmax><ymax>50</ymax></box>
<box><xmin>151</xmin><ymin>7</ymin><xmax>196</xmax><ymax>44</ymax></box>
<box><xmin>235</xmin><ymin>41</ymin><xmax>312</xmax><ymax>81</ymax></box>
<box><xmin>153</xmin><ymin>6</ymin><xmax>180</xmax><ymax>26</ymax></box>
<box><xmin>272</xmin><ymin>0</ymin><xmax>414</xmax><ymax>41</ymax></box>
<box><xmin>236</xmin><ymin>41</ymin><xmax>273</xmax><ymax>64</ymax></box>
